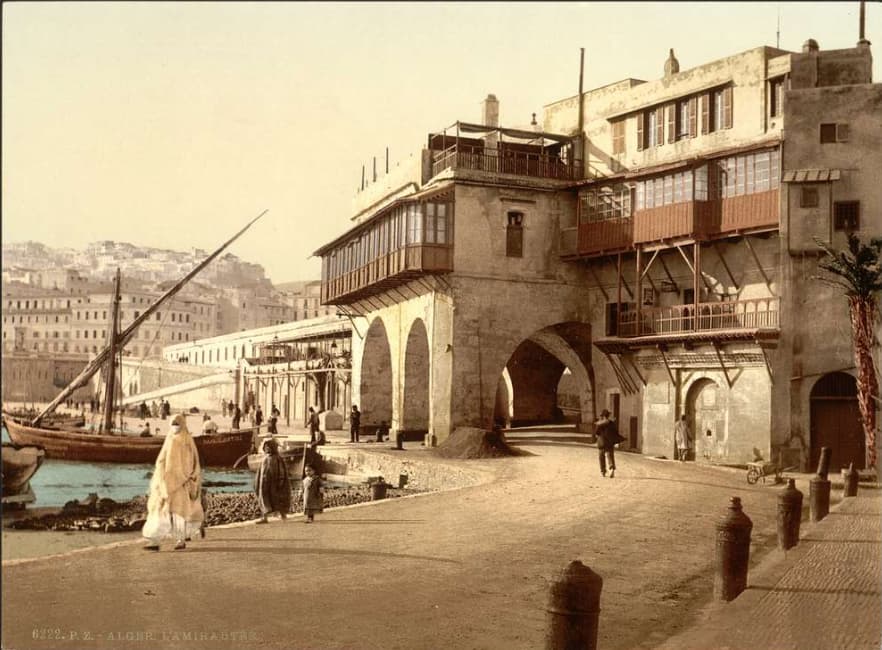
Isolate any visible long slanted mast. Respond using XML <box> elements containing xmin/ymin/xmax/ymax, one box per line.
<box><xmin>32</xmin><ymin>210</ymin><xmax>267</xmax><ymax>426</ymax></box>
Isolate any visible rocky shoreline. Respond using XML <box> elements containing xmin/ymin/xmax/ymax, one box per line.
<box><xmin>6</xmin><ymin>484</ymin><xmax>418</xmax><ymax>532</ymax></box>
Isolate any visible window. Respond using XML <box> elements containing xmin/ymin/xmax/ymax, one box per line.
<box><xmin>676</xmin><ymin>100</ymin><xmax>690</xmax><ymax>140</ymax></box>
<box><xmin>800</xmin><ymin>186</ymin><xmax>819</xmax><ymax>208</ymax></box>
<box><xmin>506</xmin><ymin>211</ymin><xmax>524</xmax><ymax>257</ymax></box>
<box><xmin>612</xmin><ymin>120</ymin><xmax>625</xmax><ymax>154</ymax></box>
<box><xmin>820</xmin><ymin>123</ymin><xmax>849</xmax><ymax>143</ymax></box>
<box><xmin>769</xmin><ymin>77</ymin><xmax>785</xmax><ymax>117</ymax></box>
<box><xmin>834</xmin><ymin>201</ymin><xmax>860</xmax><ymax>231</ymax></box>
<box><xmin>646</xmin><ymin>110</ymin><xmax>658</xmax><ymax>148</ymax></box>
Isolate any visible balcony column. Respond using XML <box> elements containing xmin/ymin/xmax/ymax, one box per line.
<box><xmin>616</xmin><ymin>254</ymin><xmax>623</xmax><ymax>336</ymax></box>
<box><xmin>693</xmin><ymin>243</ymin><xmax>701</xmax><ymax>332</ymax></box>
<box><xmin>635</xmin><ymin>248</ymin><xmax>643</xmax><ymax>337</ymax></box>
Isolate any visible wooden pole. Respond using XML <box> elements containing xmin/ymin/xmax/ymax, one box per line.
<box><xmin>100</xmin><ymin>269</ymin><xmax>121</xmax><ymax>434</ymax></box>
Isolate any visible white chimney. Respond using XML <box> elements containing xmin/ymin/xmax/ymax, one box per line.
<box><xmin>482</xmin><ymin>94</ymin><xmax>499</xmax><ymax>151</ymax></box>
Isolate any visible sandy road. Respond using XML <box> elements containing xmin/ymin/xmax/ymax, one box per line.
<box><xmin>2</xmin><ymin>436</ymin><xmax>788</xmax><ymax>650</ymax></box>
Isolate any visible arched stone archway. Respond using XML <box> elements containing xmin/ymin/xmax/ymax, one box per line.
<box><xmin>493</xmin><ymin>367</ymin><xmax>513</xmax><ymax>427</ymax></box>
<box><xmin>810</xmin><ymin>372</ymin><xmax>863</xmax><ymax>470</ymax></box>
<box><xmin>360</xmin><ymin>317</ymin><xmax>393</xmax><ymax>427</ymax></box>
<box><xmin>495</xmin><ymin>321</ymin><xmax>594</xmax><ymax>429</ymax></box>
<box><xmin>402</xmin><ymin>318</ymin><xmax>430</xmax><ymax>433</ymax></box>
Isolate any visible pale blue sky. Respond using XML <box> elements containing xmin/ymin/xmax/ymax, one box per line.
<box><xmin>3</xmin><ymin>2</ymin><xmax>879</xmax><ymax>282</ymax></box>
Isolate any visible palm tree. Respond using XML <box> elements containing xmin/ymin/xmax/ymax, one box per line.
<box><xmin>814</xmin><ymin>233</ymin><xmax>882</xmax><ymax>470</ymax></box>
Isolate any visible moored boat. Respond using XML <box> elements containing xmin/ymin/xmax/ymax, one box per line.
<box><xmin>5</xmin><ymin>418</ymin><xmax>257</xmax><ymax>467</ymax></box>
<box><xmin>1</xmin><ymin>442</ymin><xmax>46</xmax><ymax>496</ymax></box>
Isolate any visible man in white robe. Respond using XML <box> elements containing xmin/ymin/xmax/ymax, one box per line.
<box><xmin>142</xmin><ymin>413</ymin><xmax>204</xmax><ymax>551</ymax></box>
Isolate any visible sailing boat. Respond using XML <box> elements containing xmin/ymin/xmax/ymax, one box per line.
<box><xmin>4</xmin><ymin>213</ymin><xmax>266</xmax><ymax>467</ymax></box>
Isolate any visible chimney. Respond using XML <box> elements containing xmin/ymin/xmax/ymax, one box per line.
<box><xmin>664</xmin><ymin>48</ymin><xmax>680</xmax><ymax>78</ymax></box>
<box><xmin>802</xmin><ymin>38</ymin><xmax>819</xmax><ymax>54</ymax></box>
<box><xmin>858</xmin><ymin>0</ymin><xmax>871</xmax><ymax>47</ymax></box>
<box><xmin>482</xmin><ymin>94</ymin><xmax>499</xmax><ymax>127</ymax></box>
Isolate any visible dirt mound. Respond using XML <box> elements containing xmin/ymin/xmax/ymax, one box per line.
<box><xmin>434</xmin><ymin>427</ymin><xmax>521</xmax><ymax>459</ymax></box>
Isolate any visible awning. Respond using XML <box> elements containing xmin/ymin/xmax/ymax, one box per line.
<box><xmin>782</xmin><ymin>169</ymin><xmax>841</xmax><ymax>183</ymax></box>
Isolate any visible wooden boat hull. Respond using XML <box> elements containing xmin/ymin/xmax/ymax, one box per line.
<box><xmin>1</xmin><ymin>443</ymin><xmax>46</xmax><ymax>495</ymax></box>
<box><xmin>4</xmin><ymin>419</ymin><xmax>256</xmax><ymax>468</ymax></box>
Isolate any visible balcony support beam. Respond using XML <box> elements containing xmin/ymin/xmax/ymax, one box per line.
<box><xmin>757</xmin><ymin>342</ymin><xmax>774</xmax><ymax>383</ymax></box>
<box><xmin>744</xmin><ymin>237</ymin><xmax>774</xmax><ymax>295</ymax></box>
<box><xmin>589</xmin><ymin>264</ymin><xmax>610</xmax><ymax>302</ymax></box>
<box><xmin>658</xmin><ymin>345</ymin><xmax>676</xmax><ymax>386</ymax></box>
<box><xmin>636</xmin><ymin>248</ymin><xmax>643</xmax><ymax>336</ymax></box>
<box><xmin>604</xmin><ymin>352</ymin><xmax>637</xmax><ymax>395</ymax></box>
<box><xmin>624</xmin><ymin>355</ymin><xmax>647</xmax><ymax>387</ymax></box>
<box><xmin>641</xmin><ymin>249</ymin><xmax>660</xmax><ymax>279</ymax></box>
<box><xmin>712</xmin><ymin>242</ymin><xmax>740</xmax><ymax>291</ymax></box>
<box><xmin>712</xmin><ymin>342</ymin><xmax>734</xmax><ymax>388</ymax></box>
<box><xmin>659</xmin><ymin>255</ymin><xmax>679</xmax><ymax>293</ymax></box>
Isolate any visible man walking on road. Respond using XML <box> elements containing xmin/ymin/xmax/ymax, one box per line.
<box><xmin>349</xmin><ymin>405</ymin><xmax>361</xmax><ymax>443</ymax></box>
<box><xmin>595</xmin><ymin>409</ymin><xmax>624</xmax><ymax>478</ymax></box>
<box><xmin>675</xmin><ymin>414</ymin><xmax>693</xmax><ymax>462</ymax></box>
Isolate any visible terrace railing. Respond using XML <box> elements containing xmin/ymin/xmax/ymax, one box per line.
<box><xmin>616</xmin><ymin>297</ymin><xmax>779</xmax><ymax>338</ymax></box>
<box><xmin>431</xmin><ymin>145</ymin><xmax>581</xmax><ymax>181</ymax></box>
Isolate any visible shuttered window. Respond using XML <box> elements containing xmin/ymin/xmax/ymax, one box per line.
<box><xmin>636</xmin><ymin>113</ymin><xmax>644</xmax><ymax>151</ymax></box>
<box><xmin>721</xmin><ymin>86</ymin><xmax>733</xmax><ymax>129</ymax></box>
<box><xmin>667</xmin><ymin>104</ymin><xmax>676</xmax><ymax>143</ymax></box>
<box><xmin>612</xmin><ymin>120</ymin><xmax>625</xmax><ymax>154</ymax></box>
<box><xmin>700</xmin><ymin>93</ymin><xmax>710</xmax><ymax>134</ymax></box>
<box><xmin>655</xmin><ymin>109</ymin><xmax>664</xmax><ymax>147</ymax></box>
<box><xmin>688</xmin><ymin>97</ymin><xmax>698</xmax><ymax>137</ymax></box>
<box><xmin>834</xmin><ymin>201</ymin><xmax>860</xmax><ymax>231</ymax></box>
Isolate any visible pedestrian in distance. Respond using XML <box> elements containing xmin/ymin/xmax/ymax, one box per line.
<box><xmin>202</xmin><ymin>415</ymin><xmax>218</xmax><ymax>434</ymax></box>
<box><xmin>142</xmin><ymin>414</ymin><xmax>204</xmax><ymax>551</ymax></box>
<box><xmin>139</xmin><ymin>422</ymin><xmax>152</xmax><ymax>437</ymax></box>
<box><xmin>675</xmin><ymin>414</ymin><xmax>693</xmax><ymax>462</ymax></box>
<box><xmin>349</xmin><ymin>405</ymin><xmax>361</xmax><ymax>443</ymax></box>
<box><xmin>267</xmin><ymin>412</ymin><xmax>278</xmax><ymax>435</ymax></box>
<box><xmin>595</xmin><ymin>409</ymin><xmax>625</xmax><ymax>478</ymax></box>
<box><xmin>376</xmin><ymin>420</ymin><xmax>389</xmax><ymax>443</ymax></box>
<box><xmin>254</xmin><ymin>438</ymin><xmax>291</xmax><ymax>524</ymax></box>
<box><xmin>231</xmin><ymin>404</ymin><xmax>241</xmax><ymax>430</ymax></box>
<box><xmin>307</xmin><ymin>406</ymin><xmax>320</xmax><ymax>445</ymax></box>
<box><xmin>302</xmin><ymin>464</ymin><xmax>323</xmax><ymax>523</ymax></box>
<box><xmin>255</xmin><ymin>405</ymin><xmax>264</xmax><ymax>428</ymax></box>
<box><xmin>221</xmin><ymin>398</ymin><xmax>228</xmax><ymax>418</ymax></box>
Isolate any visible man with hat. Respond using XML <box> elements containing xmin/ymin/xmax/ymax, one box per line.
<box><xmin>594</xmin><ymin>408</ymin><xmax>623</xmax><ymax>478</ymax></box>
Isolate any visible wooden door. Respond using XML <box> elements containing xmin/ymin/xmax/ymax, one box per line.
<box><xmin>810</xmin><ymin>373</ymin><xmax>864</xmax><ymax>471</ymax></box>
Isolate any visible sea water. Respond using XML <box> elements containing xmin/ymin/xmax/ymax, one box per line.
<box><xmin>2</xmin><ymin>426</ymin><xmax>253</xmax><ymax>507</ymax></box>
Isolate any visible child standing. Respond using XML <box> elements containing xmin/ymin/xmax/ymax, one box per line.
<box><xmin>302</xmin><ymin>465</ymin><xmax>323</xmax><ymax>523</ymax></box>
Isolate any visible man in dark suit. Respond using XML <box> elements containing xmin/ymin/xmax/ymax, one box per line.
<box><xmin>595</xmin><ymin>409</ymin><xmax>623</xmax><ymax>478</ymax></box>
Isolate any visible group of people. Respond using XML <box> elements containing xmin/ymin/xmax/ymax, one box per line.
<box><xmin>141</xmin><ymin>412</ymin><xmax>327</xmax><ymax>551</ymax></box>
<box><xmin>593</xmin><ymin>411</ymin><xmax>694</xmax><ymax>478</ymax></box>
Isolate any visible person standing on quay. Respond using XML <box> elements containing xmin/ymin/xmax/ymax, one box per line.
<box><xmin>142</xmin><ymin>414</ymin><xmax>204</xmax><ymax>551</ymax></box>
<box><xmin>254</xmin><ymin>405</ymin><xmax>264</xmax><ymax>429</ymax></box>
<box><xmin>308</xmin><ymin>406</ymin><xmax>320</xmax><ymax>445</ymax></box>
<box><xmin>231</xmin><ymin>404</ymin><xmax>241</xmax><ymax>430</ymax></box>
<box><xmin>254</xmin><ymin>438</ymin><xmax>290</xmax><ymax>524</ymax></box>
<box><xmin>595</xmin><ymin>409</ymin><xmax>624</xmax><ymax>478</ymax></box>
<box><xmin>302</xmin><ymin>465</ymin><xmax>323</xmax><ymax>523</ymax></box>
<box><xmin>349</xmin><ymin>405</ymin><xmax>361</xmax><ymax>443</ymax></box>
<box><xmin>675</xmin><ymin>414</ymin><xmax>693</xmax><ymax>462</ymax></box>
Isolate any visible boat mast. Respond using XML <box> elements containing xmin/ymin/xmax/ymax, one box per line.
<box><xmin>32</xmin><ymin>209</ymin><xmax>267</xmax><ymax>426</ymax></box>
<box><xmin>100</xmin><ymin>269</ymin><xmax>122</xmax><ymax>434</ymax></box>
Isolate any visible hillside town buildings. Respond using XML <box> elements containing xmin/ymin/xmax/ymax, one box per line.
<box><xmin>313</xmin><ymin>35</ymin><xmax>880</xmax><ymax>472</ymax></box>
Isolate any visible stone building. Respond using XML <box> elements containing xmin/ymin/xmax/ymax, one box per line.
<box><xmin>314</xmin><ymin>36</ymin><xmax>880</xmax><ymax>471</ymax></box>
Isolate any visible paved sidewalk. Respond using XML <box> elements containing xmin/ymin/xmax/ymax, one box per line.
<box><xmin>656</xmin><ymin>487</ymin><xmax>882</xmax><ymax>650</ymax></box>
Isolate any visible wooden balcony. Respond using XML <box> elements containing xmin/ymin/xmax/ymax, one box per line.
<box><xmin>431</xmin><ymin>145</ymin><xmax>582</xmax><ymax>181</ymax></box>
<box><xmin>633</xmin><ymin>190</ymin><xmax>779</xmax><ymax>245</ymax></box>
<box><xmin>574</xmin><ymin>217</ymin><xmax>633</xmax><ymax>257</ymax></box>
<box><xmin>322</xmin><ymin>244</ymin><xmax>453</xmax><ymax>305</ymax></box>
<box><xmin>616</xmin><ymin>297</ymin><xmax>779</xmax><ymax>338</ymax></box>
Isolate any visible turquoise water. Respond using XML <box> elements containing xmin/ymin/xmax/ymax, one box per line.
<box><xmin>2</xmin><ymin>426</ymin><xmax>253</xmax><ymax>507</ymax></box>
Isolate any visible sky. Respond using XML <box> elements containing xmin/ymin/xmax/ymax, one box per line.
<box><xmin>3</xmin><ymin>2</ymin><xmax>880</xmax><ymax>284</ymax></box>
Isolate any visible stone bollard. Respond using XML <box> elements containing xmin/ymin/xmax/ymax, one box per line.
<box><xmin>809</xmin><ymin>475</ymin><xmax>831</xmax><ymax>522</ymax></box>
<box><xmin>714</xmin><ymin>496</ymin><xmax>753</xmax><ymax>601</ymax></box>
<box><xmin>546</xmin><ymin>560</ymin><xmax>602</xmax><ymax>650</ymax></box>
<box><xmin>394</xmin><ymin>431</ymin><xmax>404</xmax><ymax>451</ymax></box>
<box><xmin>843</xmin><ymin>462</ymin><xmax>859</xmax><ymax>497</ymax></box>
<box><xmin>777</xmin><ymin>479</ymin><xmax>803</xmax><ymax>550</ymax></box>
<box><xmin>371</xmin><ymin>480</ymin><xmax>388</xmax><ymax>501</ymax></box>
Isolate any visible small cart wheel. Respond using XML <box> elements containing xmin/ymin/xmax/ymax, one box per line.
<box><xmin>746</xmin><ymin>467</ymin><xmax>761</xmax><ymax>485</ymax></box>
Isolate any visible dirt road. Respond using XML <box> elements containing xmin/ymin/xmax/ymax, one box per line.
<box><xmin>2</xmin><ymin>435</ymin><xmax>787</xmax><ymax>650</ymax></box>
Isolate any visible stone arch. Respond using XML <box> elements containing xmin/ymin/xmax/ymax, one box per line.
<box><xmin>810</xmin><ymin>371</ymin><xmax>863</xmax><ymax>470</ymax></box>
<box><xmin>685</xmin><ymin>377</ymin><xmax>726</xmax><ymax>463</ymax></box>
<box><xmin>402</xmin><ymin>318</ymin><xmax>430</xmax><ymax>433</ymax></box>
<box><xmin>495</xmin><ymin>321</ymin><xmax>594</xmax><ymax>428</ymax></box>
<box><xmin>359</xmin><ymin>317</ymin><xmax>393</xmax><ymax>427</ymax></box>
<box><xmin>493</xmin><ymin>367</ymin><xmax>513</xmax><ymax>427</ymax></box>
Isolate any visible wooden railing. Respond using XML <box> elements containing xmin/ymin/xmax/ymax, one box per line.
<box><xmin>616</xmin><ymin>297</ymin><xmax>779</xmax><ymax>337</ymax></box>
<box><xmin>321</xmin><ymin>244</ymin><xmax>453</xmax><ymax>304</ymax></box>
<box><xmin>431</xmin><ymin>145</ymin><xmax>581</xmax><ymax>181</ymax></box>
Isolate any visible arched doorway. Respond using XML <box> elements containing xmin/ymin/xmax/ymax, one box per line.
<box><xmin>402</xmin><ymin>319</ymin><xmax>430</xmax><ymax>433</ymax></box>
<box><xmin>686</xmin><ymin>378</ymin><xmax>725</xmax><ymax>462</ymax></box>
<box><xmin>360</xmin><ymin>318</ymin><xmax>393</xmax><ymax>428</ymax></box>
<box><xmin>810</xmin><ymin>372</ymin><xmax>864</xmax><ymax>470</ymax></box>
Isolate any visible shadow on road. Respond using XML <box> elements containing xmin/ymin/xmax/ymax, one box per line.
<box><xmin>185</xmin><ymin>545</ymin><xmax>462</xmax><ymax>564</ymax></box>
